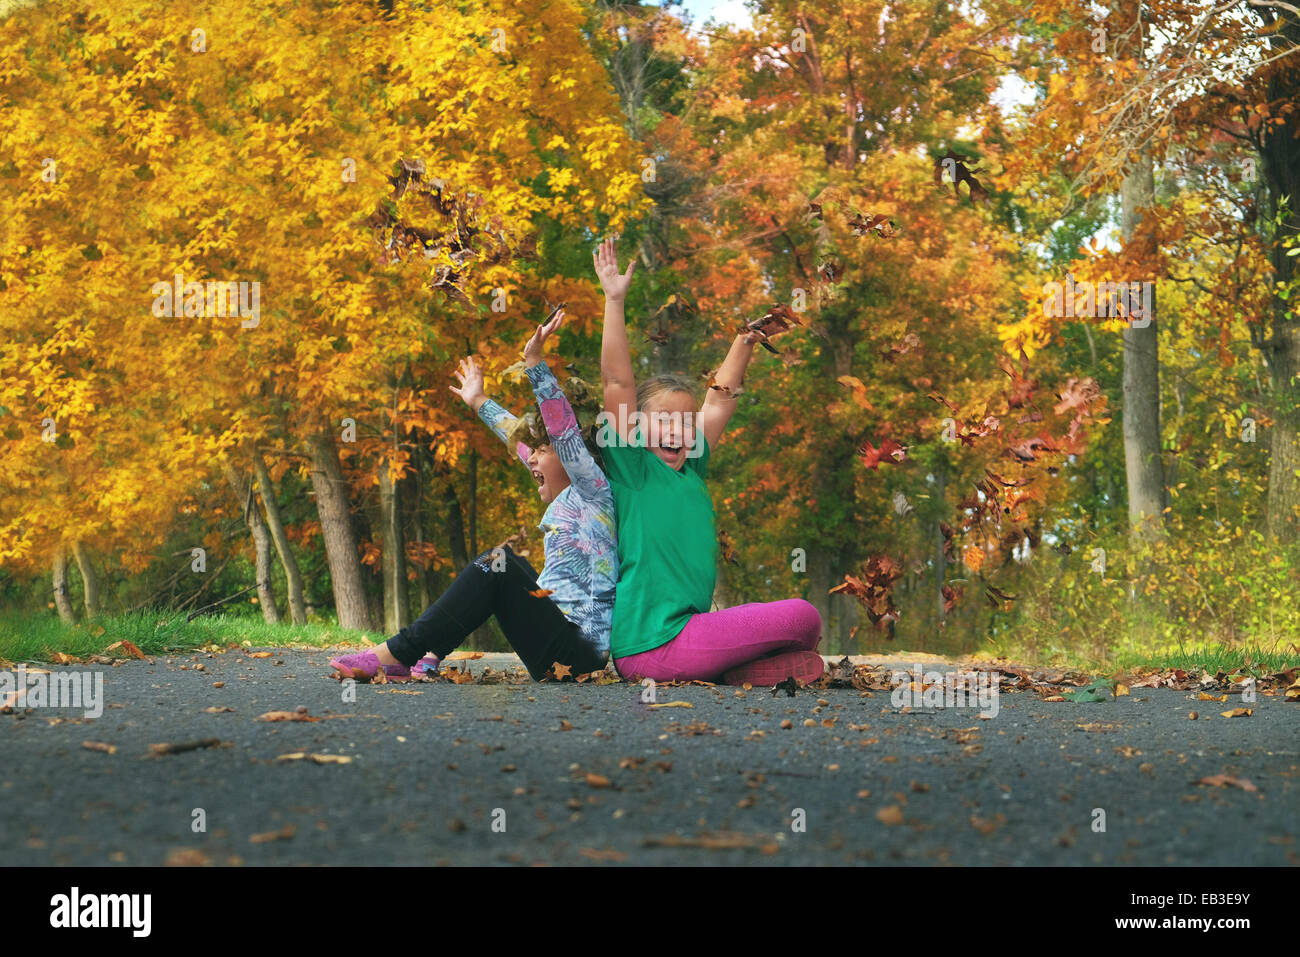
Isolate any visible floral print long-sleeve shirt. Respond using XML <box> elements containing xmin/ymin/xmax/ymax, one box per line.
<box><xmin>476</xmin><ymin>363</ymin><xmax>618</xmax><ymax>660</ymax></box>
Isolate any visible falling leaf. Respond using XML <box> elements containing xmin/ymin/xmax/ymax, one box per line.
<box><xmin>549</xmin><ymin>662</ymin><xmax>573</xmax><ymax>681</ymax></box>
<box><xmin>860</xmin><ymin>438</ymin><xmax>908</xmax><ymax>469</ymax></box>
<box><xmin>848</xmin><ymin>211</ymin><xmax>899</xmax><ymax>238</ymax></box>
<box><xmin>81</xmin><ymin>741</ymin><xmax>116</xmax><ymax>754</ymax></box>
<box><xmin>443</xmin><ymin>651</ymin><xmax>484</xmax><ymax>661</ymax></box>
<box><xmin>529</xmin><ymin>589</ymin><xmax>554</xmax><ymax>598</ymax></box>
<box><xmin>745</xmin><ymin>304</ymin><xmax>804</xmax><ymax>352</ymax></box>
<box><xmin>934</xmin><ymin>151</ymin><xmax>991</xmax><ymax>205</ymax></box>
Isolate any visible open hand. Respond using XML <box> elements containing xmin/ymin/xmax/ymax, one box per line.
<box><xmin>524</xmin><ymin>308</ymin><xmax>564</xmax><ymax>367</ymax></box>
<box><xmin>593</xmin><ymin>237</ymin><xmax>636</xmax><ymax>302</ymax></box>
<box><xmin>449</xmin><ymin>356</ymin><xmax>486</xmax><ymax>410</ymax></box>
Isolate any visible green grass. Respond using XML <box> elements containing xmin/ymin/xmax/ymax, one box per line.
<box><xmin>0</xmin><ymin>609</ymin><xmax>382</xmax><ymax>664</ymax></box>
<box><xmin>982</xmin><ymin>636</ymin><xmax>1299</xmax><ymax>677</ymax></box>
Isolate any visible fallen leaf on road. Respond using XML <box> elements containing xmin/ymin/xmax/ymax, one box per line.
<box><xmin>648</xmin><ymin>701</ymin><xmax>693</xmax><ymax>709</ymax></box>
<box><xmin>82</xmin><ymin>741</ymin><xmax>116</xmax><ymax>754</ymax></box>
<box><xmin>585</xmin><ymin>772</ymin><xmax>611</xmax><ymax>788</ymax></box>
<box><xmin>643</xmin><ymin>832</ymin><xmax>778</xmax><ymax>853</ymax></box>
<box><xmin>164</xmin><ymin>848</ymin><xmax>210</xmax><ymax>866</ymax></box>
<box><xmin>203</xmin><ymin>706</ymin><xmax>234</xmax><ymax>713</ymax></box>
<box><xmin>1198</xmin><ymin>692</ymin><xmax>1228</xmax><ymax>702</ymax></box>
<box><xmin>105</xmin><ymin>640</ymin><xmax>148</xmax><ymax>660</ymax></box>
<box><xmin>559</xmin><ymin>720</ymin><xmax>574</xmax><ymax>731</ymax></box>
<box><xmin>1219</xmin><ymin>708</ymin><xmax>1253</xmax><ymax>718</ymax></box>
<box><xmin>771</xmin><ymin>677</ymin><xmax>799</xmax><ymax>697</ymax></box>
<box><xmin>249</xmin><ymin>824</ymin><xmax>297</xmax><ymax>843</ymax></box>
<box><xmin>257</xmin><ymin>710</ymin><xmax>320</xmax><ymax>722</ymax></box>
<box><xmin>247</xmin><ymin>652</ymin><xmax>273</xmax><ymax>658</ymax></box>
<box><xmin>1195</xmin><ymin>775</ymin><xmax>1257</xmax><ymax>792</ymax></box>
<box><xmin>578</xmin><ymin>847</ymin><xmax>627</xmax><ymax>862</ymax></box>
<box><xmin>277</xmin><ymin>752</ymin><xmax>353</xmax><ymax>765</ymax></box>
<box><xmin>150</xmin><ymin>738</ymin><xmax>225</xmax><ymax>756</ymax></box>
<box><xmin>970</xmin><ymin>813</ymin><xmax>1006</xmax><ymax>834</ymax></box>
<box><xmin>876</xmin><ymin>805</ymin><xmax>904</xmax><ymax>825</ymax></box>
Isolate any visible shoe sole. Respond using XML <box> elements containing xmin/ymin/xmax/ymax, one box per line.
<box><xmin>722</xmin><ymin>651</ymin><xmax>825</xmax><ymax>687</ymax></box>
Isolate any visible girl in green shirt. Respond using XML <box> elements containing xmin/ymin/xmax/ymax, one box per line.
<box><xmin>593</xmin><ymin>238</ymin><xmax>824</xmax><ymax>686</ymax></box>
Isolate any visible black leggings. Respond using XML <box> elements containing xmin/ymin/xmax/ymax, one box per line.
<box><xmin>386</xmin><ymin>546</ymin><xmax>605</xmax><ymax>681</ymax></box>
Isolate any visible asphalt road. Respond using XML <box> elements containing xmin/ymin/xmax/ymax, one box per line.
<box><xmin>3</xmin><ymin>650</ymin><xmax>1297</xmax><ymax>865</ymax></box>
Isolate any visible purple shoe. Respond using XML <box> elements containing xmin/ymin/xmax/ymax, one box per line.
<box><xmin>411</xmin><ymin>656</ymin><xmax>440</xmax><ymax>677</ymax></box>
<box><xmin>329</xmin><ymin>650</ymin><xmax>411</xmax><ymax>681</ymax></box>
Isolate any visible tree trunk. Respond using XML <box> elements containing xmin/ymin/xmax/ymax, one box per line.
<box><xmin>443</xmin><ymin>479</ymin><xmax>470</xmax><ymax>571</ymax></box>
<box><xmin>70</xmin><ymin>540</ymin><xmax>100</xmax><ymax>619</ymax></box>
<box><xmin>406</xmin><ymin>449</ymin><xmax>432</xmax><ymax>614</ymax></box>
<box><xmin>1260</xmin><ymin>14</ymin><xmax>1300</xmax><ymax>542</ymax></box>
<box><xmin>379</xmin><ymin>465</ymin><xmax>409</xmax><ymax>634</ymax></box>
<box><xmin>223</xmin><ymin>464</ymin><xmax>281</xmax><ymax>623</ymax></box>
<box><xmin>934</xmin><ymin>468</ymin><xmax>948</xmax><ymax>624</ymax></box>
<box><xmin>807</xmin><ymin>547</ymin><xmax>832</xmax><ymax>652</ymax></box>
<box><xmin>252</xmin><ymin>454</ymin><xmax>307</xmax><ymax>624</ymax></box>
<box><xmin>52</xmin><ymin>546</ymin><xmax>76</xmax><ymax>624</ymax></box>
<box><xmin>1120</xmin><ymin>153</ymin><xmax>1165</xmax><ymax>542</ymax></box>
<box><xmin>307</xmin><ymin>430</ymin><xmax>375</xmax><ymax>632</ymax></box>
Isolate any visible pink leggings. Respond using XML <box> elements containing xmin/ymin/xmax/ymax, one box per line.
<box><xmin>613</xmin><ymin>599</ymin><xmax>822</xmax><ymax>682</ymax></box>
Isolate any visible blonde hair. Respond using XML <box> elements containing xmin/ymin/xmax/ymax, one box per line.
<box><xmin>636</xmin><ymin>373</ymin><xmax>696</xmax><ymax>411</ymax></box>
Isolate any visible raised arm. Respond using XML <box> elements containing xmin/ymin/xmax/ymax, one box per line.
<box><xmin>594</xmin><ymin>237</ymin><xmax>637</xmax><ymax>440</ymax></box>
<box><xmin>523</xmin><ymin>309</ymin><xmax>611</xmax><ymax>503</ymax></box>
<box><xmin>698</xmin><ymin>332</ymin><xmax>760</xmax><ymax>451</ymax></box>
<box><xmin>449</xmin><ymin>355</ymin><xmax>531</xmax><ymax>467</ymax></box>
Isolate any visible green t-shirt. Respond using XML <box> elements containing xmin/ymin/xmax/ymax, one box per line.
<box><xmin>603</xmin><ymin>435</ymin><xmax>718</xmax><ymax>658</ymax></box>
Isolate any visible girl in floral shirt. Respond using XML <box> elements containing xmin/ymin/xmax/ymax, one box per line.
<box><xmin>330</xmin><ymin>310</ymin><xmax>617</xmax><ymax>681</ymax></box>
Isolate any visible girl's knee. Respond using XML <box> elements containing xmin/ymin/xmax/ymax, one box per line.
<box><xmin>789</xmin><ymin>599</ymin><xmax>823</xmax><ymax>644</ymax></box>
